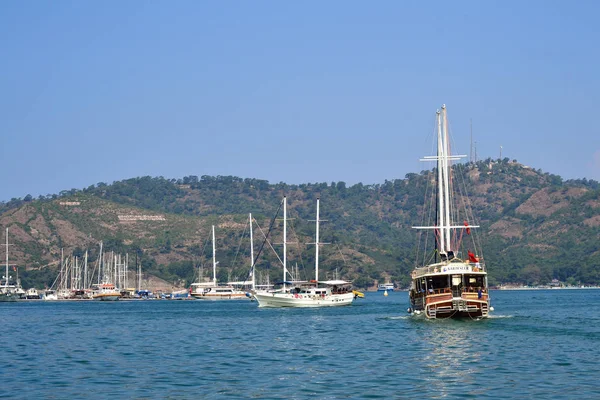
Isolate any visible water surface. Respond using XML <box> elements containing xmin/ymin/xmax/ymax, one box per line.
<box><xmin>2</xmin><ymin>290</ymin><xmax>599</xmax><ymax>399</ymax></box>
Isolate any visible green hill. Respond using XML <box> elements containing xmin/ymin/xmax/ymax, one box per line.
<box><xmin>2</xmin><ymin>159</ymin><xmax>599</xmax><ymax>290</ymax></box>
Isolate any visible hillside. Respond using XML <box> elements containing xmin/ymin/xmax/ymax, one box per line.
<box><xmin>2</xmin><ymin>159</ymin><xmax>600</xmax><ymax>290</ymax></box>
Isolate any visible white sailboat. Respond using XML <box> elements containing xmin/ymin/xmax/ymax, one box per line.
<box><xmin>253</xmin><ymin>197</ymin><xmax>360</xmax><ymax>308</ymax></box>
<box><xmin>0</xmin><ymin>228</ymin><xmax>19</xmax><ymax>302</ymax></box>
<box><xmin>91</xmin><ymin>242</ymin><xmax>121</xmax><ymax>301</ymax></box>
<box><xmin>409</xmin><ymin>105</ymin><xmax>491</xmax><ymax>319</ymax></box>
<box><xmin>190</xmin><ymin>225</ymin><xmax>247</xmax><ymax>300</ymax></box>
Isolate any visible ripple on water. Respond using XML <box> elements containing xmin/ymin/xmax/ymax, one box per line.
<box><xmin>2</xmin><ymin>290</ymin><xmax>600</xmax><ymax>399</ymax></box>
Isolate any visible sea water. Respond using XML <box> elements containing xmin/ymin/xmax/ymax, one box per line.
<box><xmin>2</xmin><ymin>290</ymin><xmax>599</xmax><ymax>399</ymax></box>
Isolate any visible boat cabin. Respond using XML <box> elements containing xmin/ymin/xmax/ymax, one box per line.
<box><xmin>412</xmin><ymin>271</ymin><xmax>487</xmax><ymax>298</ymax></box>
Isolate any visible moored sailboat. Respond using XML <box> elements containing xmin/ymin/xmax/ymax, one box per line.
<box><xmin>409</xmin><ymin>105</ymin><xmax>491</xmax><ymax>319</ymax></box>
<box><xmin>189</xmin><ymin>225</ymin><xmax>247</xmax><ymax>300</ymax></box>
<box><xmin>0</xmin><ymin>228</ymin><xmax>19</xmax><ymax>302</ymax></box>
<box><xmin>253</xmin><ymin>197</ymin><xmax>360</xmax><ymax>308</ymax></box>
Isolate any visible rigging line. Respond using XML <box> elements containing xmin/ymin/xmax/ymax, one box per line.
<box><xmin>88</xmin><ymin>250</ymin><xmax>98</xmax><ymax>287</ymax></box>
<box><xmin>242</xmin><ymin>199</ymin><xmax>284</xmax><ymax>283</ymax></box>
<box><xmin>195</xmin><ymin>233</ymin><xmax>212</xmax><ymax>283</ymax></box>
<box><xmin>415</xmin><ymin>170</ymin><xmax>431</xmax><ymax>267</ymax></box>
<box><xmin>230</xmin><ymin>222</ymin><xmax>249</xmax><ymax>273</ymax></box>
<box><xmin>334</xmin><ymin>243</ymin><xmax>348</xmax><ymax>275</ymax></box>
<box><xmin>285</xmin><ymin>215</ymin><xmax>309</xmax><ymax>282</ymax></box>
<box><xmin>254</xmin><ymin>221</ymin><xmax>283</xmax><ymax>265</ymax></box>
<box><xmin>455</xmin><ymin>162</ymin><xmax>484</xmax><ymax>259</ymax></box>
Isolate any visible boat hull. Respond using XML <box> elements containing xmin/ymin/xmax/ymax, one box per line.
<box><xmin>0</xmin><ymin>292</ymin><xmax>18</xmax><ymax>302</ymax></box>
<box><xmin>93</xmin><ymin>293</ymin><xmax>121</xmax><ymax>301</ymax></box>
<box><xmin>253</xmin><ymin>292</ymin><xmax>355</xmax><ymax>308</ymax></box>
<box><xmin>191</xmin><ymin>293</ymin><xmax>248</xmax><ymax>300</ymax></box>
<box><xmin>409</xmin><ymin>262</ymin><xmax>490</xmax><ymax>319</ymax></box>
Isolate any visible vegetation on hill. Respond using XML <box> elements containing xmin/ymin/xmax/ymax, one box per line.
<box><xmin>2</xmin><ymin>159</ymin><xmax>600</xmax><ymax>290</ymax></box>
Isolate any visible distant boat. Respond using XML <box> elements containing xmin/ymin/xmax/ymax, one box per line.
<box><xmin>43</xmin><ymin>290</ymin><xmax>58</xmax><ymax>301</ymax></box>
<box><xmin>378</xmin><ymin>283</ymin><xmax>394</xmax><ymax>292</ymax></box>
<box><xmin>0</xmin><ymin>228</ymin><xmax>20</xmax><ymax>302</ymax></box>
<box><xmin>25</xmin><ymin>288</ymin><xmax>41</xmax><ymax>299</ymax></box>
<box><xmin>92</xmin><ymin>283</ymin><xmax>121</xmax><ymax>301</ymax></box>
<box><xmin>409</xmin><ymin>105</ymin><xmax>491</xmax><ymax>319</ymax></box>
<box><xmin>253</xmin><ymin>197</ymin><xmax>361</xmax><ymax>308</ymax></box>
<box><xmin>190</xmin><ymin>225</ymin><xmax>247</xmax><ymax>300</ymax></box>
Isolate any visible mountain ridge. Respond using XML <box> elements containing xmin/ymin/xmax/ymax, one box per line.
<box><xmin>2</xmin><ymin>159</ymin><xmax>600</xmax><ymax>290</ymax></box>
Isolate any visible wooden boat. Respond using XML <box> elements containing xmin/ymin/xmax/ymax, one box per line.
<box><xmin>409</xmin><ymin>105</ymin><xmax>491</xmax><ymax>319</ymax></box>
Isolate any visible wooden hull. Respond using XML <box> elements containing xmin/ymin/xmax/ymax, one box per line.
<box><xmin>93</xmin><ymin>293</ymin><xmax>121</xmax><ymax>301</ymax></box>
<box><xmin>411</xmin><ymin>292</ymin><xmax>490</xmax><ymax>319</ymax></box>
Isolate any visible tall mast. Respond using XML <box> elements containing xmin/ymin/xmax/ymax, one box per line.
<box><xmin>470</xmin><ymin>118</ymin><xmax>473</xmax><ymax>163</ymax></box>
<box><xmin>441</xmin><ymin>105</ymin><xmax>452</xmax><ymax>253</ymax></box>
<box><xmin>283</xmin><ymin>196</ymin><xmax>287</xmax><ymax>290</ymax></box>
<box><xmin>113</xmin><ymin>252</ymin><xmax>116</xmax><ymax>286</ymax></box>
<box><xmin>249</xmin><ymin>213</ymin><xmax>255</xmax><ymax>290</ymax></box>
<box><xmin>98</xmin><ymin>241</ymin><xmax>103</xmax><ymax>284</ymax></box>
<box><xmin>84</xmin><ymin>251</ymin><xmax>88</xmax><ymax>289</ymax></box>
<box><xmin>75</xmin><ymin>256</ymin><xmax>79</xmax><ymax>290</ymax></box>
<box><xmin>4</xmin><ymin>228</ymin><xmax>8</xmax><ymax>288</ymax></box>
<box><xmin>137</xmin><ymin>253</ymin><xmax>141</xmax><ymax>291</ymax></box>
<box><xmin>315</xmin><ymin>198</ymin><xmax>320</xmax><ymax>282</ymax></box>
<box><xmin>212</xmin><ymin>225</ymin><xmax>217</xmax><ymax>286</ymax></box>
<box><xmin>436</xmin><ymin>110</ymin><xmax>446</xmax><ymax>255</ymax></box>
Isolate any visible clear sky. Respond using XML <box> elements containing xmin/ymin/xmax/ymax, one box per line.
<box><xmin>1</xmin><ymin>1</ymin><xmax>599</xmax><ymax>201</ymax></box>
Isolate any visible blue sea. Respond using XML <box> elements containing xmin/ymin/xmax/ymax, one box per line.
<box><xmin>2</xmin><ymin>290</ymin><xmax>600</xmax><ymax>399</ymax></box>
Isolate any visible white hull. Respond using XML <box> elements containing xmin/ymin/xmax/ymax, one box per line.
<box><xmin>43</xmin><ymin>291</ymin><xmax>58</xmax><ymax>301</ymax></box>
<box><xmin>253</xmin><ymin>291</ymin><xmax>355</xmax><ymax>308</ymax></box>
<box><xmin>192</xmin><ymin>293</ymin><xmax>248</xmax><ymax>301</ymax></box>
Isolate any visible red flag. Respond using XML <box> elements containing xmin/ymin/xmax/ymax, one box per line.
<box><xmin>468</xmin><ymin>251</ymin><xmax>478</xmax><ymax>263</ymax></box>
<box><xmin>464</xmin><ymin>220</ymin><xmax>471</xmax><ymax>235</ymax></box>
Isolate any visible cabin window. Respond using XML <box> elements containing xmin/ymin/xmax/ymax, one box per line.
<box><xmin>452</xmin><ymin>276</ymin><xmax>462</xmax><ymax>286</ymax></box>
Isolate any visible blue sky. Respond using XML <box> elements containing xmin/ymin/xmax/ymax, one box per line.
<box><xmin>1</xmin><ymin>1</ymin><xmax>599</xmax><ymax>201</ymax></box>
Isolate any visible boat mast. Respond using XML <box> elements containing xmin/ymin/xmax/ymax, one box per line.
<box><xmin>436</xmin><ymin>110</ymin><xmax>446</xmax><ymax>257</ymax></box>
<box><xmin>249</xmin><ymin>213</ymin><xmax>255</xmax><ymax>290</ymax></box>
<box><xmin>98</xmin><ymin>241</ymin><xmax>103</xmax><ymax>285</ymax></box>
<box><xmin>315</xmin><ymin>197</ymin><xmax>320</xmax><ymax>282</ymax></box>
<box><xmin>84</xmin><ymin>251</ymin><xmax>88</xmax><ymax>289</ymax></box>
<box><xmin>137</xmin><ymin>253</ymin><xmax>141</xmax><ymax>291</ymax></box>
<box><xmin>441</xmin><ymin>105</ymin><xmax>452</xmax><ymax>254</ymax></box>
<box><xmin>212</xmin><ymin>225</ymin><xmax>217</xmax><ymax>286</ymax></box>
<box><xmin>283</xmin><ymin>196</ymin><xmax>287</xmax><ymax>291</ymax></box>
<box><xmin>4</xmin><ymin>228</ymin><xmax>8</xmax><ymax>288</ymax></box>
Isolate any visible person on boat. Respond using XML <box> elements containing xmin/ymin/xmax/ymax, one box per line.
<box><xmin>478</xmin><ymin>288</ymin><xmax>483</xmax><ymax>299</ymax></box>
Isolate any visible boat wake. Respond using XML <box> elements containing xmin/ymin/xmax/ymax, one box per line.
<box><xmin>380</xmin><ymin>315</ymin><xmax>412</xmax><ymax>320</ymax></box>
